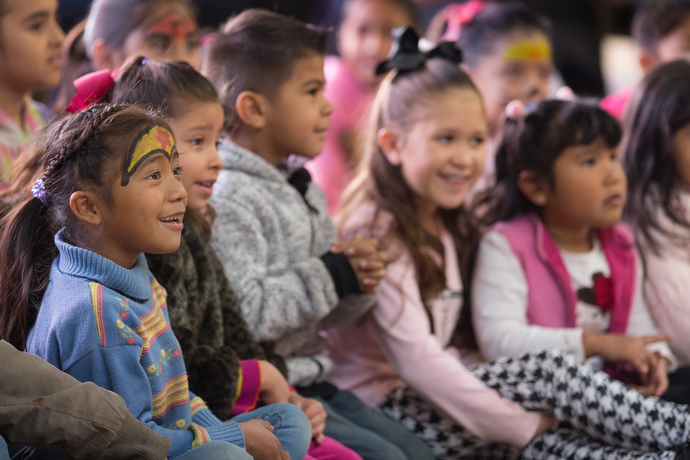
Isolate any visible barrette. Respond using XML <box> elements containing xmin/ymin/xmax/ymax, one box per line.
<box><xmin>441</xmin><ymin>1</ymin><xmax>487</xmax><ymax>42</ymax></box>
<box><xmin>375</xmin><ymin>27</ymin><xmax>463</xmax><ymax>76</ymax></box>
<box><xmin>65</xmin><ymin>69</ymin><xmax>118</xmax><ymax>113</ymax></box>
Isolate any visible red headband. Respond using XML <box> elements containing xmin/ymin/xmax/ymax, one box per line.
<box><xmin>441</xmin><ymin>1</ymin><xmax>487</xmax><ymax>42</ymax></box>
<box><xmin>66</xmin><ymin>68</ymin><xmax>120</xmax><ymax>113</ymax></box>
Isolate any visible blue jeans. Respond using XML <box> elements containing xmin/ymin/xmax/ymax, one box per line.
<box><xmin>0</xmin><ymin>437</ymin><xmax>9</xmax><ymax>460</ymax></box>
<box><xmin>173</xmin><ymin>441</ymin><xmax>252</xmax><ymax>460</ymax></box>
<box><xmin>232</xmin><ymin>402</ymin><xmax>311</xmax><ymax>460</ymax></box>
<box><xmin>318</xmin><ymin>390</ymin><xmax>433</xmax><ymax>460</ymax></box>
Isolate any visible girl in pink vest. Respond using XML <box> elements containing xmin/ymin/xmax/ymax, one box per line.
<box><xmin>328</xmin><ymin>27</ymin><xmax>690</xmax><ymax>460</ymax></box>
<box><xmin>471</xmin><ymin>99</ymin><xmax>689</xmax><ymax>404</ymax></box>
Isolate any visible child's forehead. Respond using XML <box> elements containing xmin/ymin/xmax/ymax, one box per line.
<box><xmin>278</xmin><ymin>52</ymin><xmax>325</xmax><ymax>88</ymax></box>
<box><xmin>489</xmin><ymin>29</ymin><xmax>552</xmax><ymax>61</ymax></box>
<box><xmin>140</xmin><ymin>2</ymin><xmax>197</xmax><ymax>31</ymax></box>
<box><xmin>3</xmin><ymin>0</ymin><xmax>57</xmax><ymax>20</ymax></box>
<box><xmin>656</xmin><ymin>15</ymin><xmax>690</xmax><ymax>61</ymax></box>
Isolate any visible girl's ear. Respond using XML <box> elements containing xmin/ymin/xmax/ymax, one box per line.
<box><xmin>235</xmin><ymin>91</ymin><xmax>267</xmax><ymax>129</ymax></box>
<box><xmin>378</xmin><ymin>127</ymin><xmax>402</xmax><ymax>166</ymax></box>
<box><xmin>517</xmin><ymin>170</ymin><xmax>550</xmax><ymax>206</ymax></box>
<box><xmin>69</xmin><ymin>191</ymin><xmax>104</xmax><ymax>225</ymax></box>
<box><xmin>91</xmin><ymin>38</ymin><xmax>119</xmax><ymax>71</ymax></box>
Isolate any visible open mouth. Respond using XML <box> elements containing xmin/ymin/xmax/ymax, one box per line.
<box><xmin>160</xmin><ymin>212</ymin><xmax>185</xmax><ymax>230</ymax></box>
<box><xmin>438</xmin><ymin>171</ymin><xmax>468</xmax><ymax>186</ymax></box>
<box><xmin>196</xmin><ymin>180</ymin><xmax>215</xmax><ymax>195</ymax></box>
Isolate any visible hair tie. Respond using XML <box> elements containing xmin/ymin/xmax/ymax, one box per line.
<box><xmin>141</xmin><ymin>57</ymin><xmax>149</xmax><ymax>65</ymax></box>
<box><xmin>65</xmin><ymin>69</ymin><xmax>118</xmax><ymax>113</ymax></box>
<box><xmin>31</xmin><ymin>178</ymin><xmax>50</xmax><ymax>207</ymax></box>
<box><xmin>505</xmin><ymin>100</ymin><xmax>526</xmax><ymax>120</ymax></box>
<box><xmin>441</xmin><ymin>1</ymin><xmax>487</xmax><ymax>42</ymax></box>
<box><xmin>375</xmin><ymin>27</ymin><xmax>463</xmax><ymax>76</ymax></box>
<box><xmin>555</xmin><ymin>86</ymin><xmax>575</xmax><ymax>101</ymax></box>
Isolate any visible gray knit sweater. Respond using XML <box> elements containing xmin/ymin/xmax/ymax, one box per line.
<box><xmin>210</xmin><ymin>141</ymin><xmax>374</xmax><ymax>386</ymax></box>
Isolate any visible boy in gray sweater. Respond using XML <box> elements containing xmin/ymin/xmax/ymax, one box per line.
<box><xmin>203</xmin><ymin>9</ymin><xmax>433</xmax><ymax>460</ymax></box>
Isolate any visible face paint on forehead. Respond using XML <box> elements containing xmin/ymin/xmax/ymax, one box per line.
<box><xmin>503</xmin><ymin>38</ymin><xmax>552</xmax><ymax>63</ymax></box>
<box><xmin>121</xmin><ymin>124</ymin><xmax>176</xmax><ymax>186</ymax></box>
<box><xmin>145</xmin><ymin>12</ymin><xmax>196</xmax><ymax>40</ymax></box>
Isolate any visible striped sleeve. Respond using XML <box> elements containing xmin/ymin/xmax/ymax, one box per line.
<box><xmin>189</xmin><ymin>394</ymin><xmax>245</xmax><ymax>448</ymax></box>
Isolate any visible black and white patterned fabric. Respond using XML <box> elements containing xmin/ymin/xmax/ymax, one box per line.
<box><xmin>378</xmin><ymin>350</ymin><xmax>690</xmax><ymax>459</ymax></box>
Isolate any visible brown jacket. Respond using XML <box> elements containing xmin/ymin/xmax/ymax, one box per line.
<box><xmin>0</xmin><ymin>340</ymin><xmax>171</xmax><ymax>459</ymax></box>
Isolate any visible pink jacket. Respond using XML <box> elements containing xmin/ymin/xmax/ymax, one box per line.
<box><xmin>326</xmin><ymin>203</ymin><xmax>540</xmax><ymax>447</ymax></box>
<box><xmin>490</xmin><ymin>214</ymin><xmax>637</xmax><ymax>334</ymax></box>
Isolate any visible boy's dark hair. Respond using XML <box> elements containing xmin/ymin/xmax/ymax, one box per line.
<box><xmin>427</xmin><ymin>1</ymin><xmax>550</xmax><ymax>68</ymax></box>
<box><xmin>622</xmin><ymin>60</ymin><xmax>690</xmax><ymax>254</ymax></box>
<box><xmin>632</xmin><ymin>0</ymin><xmax>690</xmax><ymax>55</ymax></box>
<box><xmin>0</xmin><ymin>104</ymin><xmax>171</xmax><ymax>350</ymax></box>
<box><xmin>112</xmin><ymin>56</ymin><xmax>219</xmax><ymax>119</ymax></box>
<box><xmin>481</xmin><ymin>99</ymin><xmax>622</xmax><ymax>225</ymax></box>
<box><xmin>203</xmin><ymin>8</ymin><xmax>328</xmax><ymax>134</ymax></box>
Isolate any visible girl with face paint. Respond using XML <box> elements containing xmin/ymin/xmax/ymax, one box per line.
<box><xmin>53</xmin><ymin>0</ymin><xmax>201</xmax><ymax>112</ymax></box>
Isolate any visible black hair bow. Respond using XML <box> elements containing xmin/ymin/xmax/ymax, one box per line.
<box><xmin>375</xmin><ymin>27</ymin><xmax>463</xmax><ymax>76</ymax></box>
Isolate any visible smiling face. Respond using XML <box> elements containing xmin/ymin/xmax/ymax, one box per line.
<box><xmin>168</xmin><ymin>101</ymin><xmax>224</xmax><ymax>212</ymax></box>
<box><xmin>0</xmin><ymin>0</ymin><xmax>64</xmax><ymax>94</ymax></box>
<box><xmin>337</xmin><ymin>0</ymin><xmax>413</xmax><ymax>88</ymax></box>
<box><xmin>468</xmin><ymin>29</ymin><xmax>553</xmax><ymax>134</ymax></box>
<box><xmin>384</xmin><ymin>87</ymin><xmax>487</xmax><ymax>219</ymax></box>
<box><xmin>263</xmin><ymin>52</ymin><xmax>334</xmax><ymax>161</ymax></box>
<box><xmin>541</xmin><ymin>137</ymin><xmax>626</xmax><ymax>232</ymax></box>
<box><xmin>116</xmin><ymin>2</ymin><xmax>200</xmax><ymax>70</ymax></box>
<box><xmin>96</xmin><ymin>125</ymin><xmax>187</xmax><ymax>268</ymax></box>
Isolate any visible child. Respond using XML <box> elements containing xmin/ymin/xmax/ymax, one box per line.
<box><xmin>601</xmin><ymin>0</ymin><xmax>690</xmax><ymax>120</ymax></box>
<box><xmin>427</xmin><ymin>1</ymin><xmax>554</xmax><ymax>193</ymax></box>
<box><xmin>329</xmin><ymin>26</ymin><xmax>690</xmax><ymax>459</ymax></box>
<box><xmin>0</xmin><ymin>104</ymin><xmax>312</xmax><ymax>460</ymax></box>
<box><xmin>0</xmin><ymin>0</ymin><xmax>63</xmax><ymax>189</ymax></box>
<box><xmin>623</xmin><ymin>60</ymin><xmax>690</xmax><ymax>368</ymax></box>
<box><xmin>97</xmin><ymin>56</ymin><xmax>361</xmax><ymax>460</ymax></box>
<box><xmin>470</xmin><ymin>98</ymin><xmax>687</xmax><ymax>402</ymax></box>
<box><xmin>203</xmin><ymin>9</ymin><xmax>434</xmax><ymax>460</ymax></box>
<box><xmin>306</xmin><ymin>0</ymin><xmax>416</xmax><ymax>214</ymax></box>
<box><xmin>53</xmin><ymin>0</ymin><xmax>201</xmax><ymax>112</ymax></box>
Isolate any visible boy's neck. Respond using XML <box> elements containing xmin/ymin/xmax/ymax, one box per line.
<box><xmin>542</xmin><ymin>219</ymin><xmax>593</xmax><ymax>253</ymax></box>
<box><xmin>228</xmin><ymin>128</ymin><xmax>288</xmax><ymax>167</ymax></box>
<box><xmin>0</xmin><ymin>85</ymin><xmax>27</xmax><ymax>128</ymax></box>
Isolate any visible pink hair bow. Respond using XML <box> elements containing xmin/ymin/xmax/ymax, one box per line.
<box><xmin>66</xmin><ymin>68</ymin><xmax>119</xmax><ymax>113</ymax></box>
<box><xmin>441</xmin><ymin>1</ymin><xmax>487</xmax><ymax>42</ymax></box>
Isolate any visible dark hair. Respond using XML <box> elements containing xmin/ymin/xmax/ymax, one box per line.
<box><xmin>203</xmin><ymin>9</ymin><xmax>328</xmax><ymax>134</ymax></box>
<box><xmin>53</xmin><ymin>0</ymin><xmax>197</xmax><ymax>112</ymax></box>
<box><xmin>632</xmin><ymin>0</ymin><xmax>690</xmax><ymax>55</ymax></box>
<box><xmin>111</xmin><ymin>56</ymin><xmax>218</xmax><ymax>118</ymax></box>
<box><xmin>428</xmin><ymin>1</ymin><xmax>550</xmax><ymax>68</ymax></box>
<box><xmin>338</xmin><ymin>59</ymin><xmax>480</xmax><ymax>328</ymax></box>
<box><xmin>0</xmin><ymin>104</ymin><xmax>171</xmax><ymax>349</ymax></box>
<box><xmin>482</xmin><ymin>99</ymin><xmax>621</xmax><ymax>224</ymax></box>
<box><xmin>622</xmin><ymin>60</ymin><xmax>690</xmax><ymax>254</ymax></box>
<box><xmin>339</xmin><ymin>0</ymin><xmax>418</xmax><ymax>28</ymax></box>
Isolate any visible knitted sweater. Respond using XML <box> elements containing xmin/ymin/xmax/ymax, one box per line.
<box><xmin>211</xmin><ymin>140</ymin><xmax>375</xmax><ymax>386</ymax></box>
<box><xmin>27</xmin><ymin>230</ymin><xmax>245</xmax><ymax>459</ymax></box>
<box><xmin>147</xmin><ymin>215</ymin><xmax>288</xmax><ymax>419</ymax></box>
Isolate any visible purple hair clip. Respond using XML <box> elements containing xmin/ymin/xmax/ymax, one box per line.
<box><xmin>31</xmin><ymin>177</ymin><xmax>50</xmax><ymax>207</ymax></box>
<box><xmin>142</xmin><ymin>57</ymin><xmax>149</xmax><ymax>65</ymax></box>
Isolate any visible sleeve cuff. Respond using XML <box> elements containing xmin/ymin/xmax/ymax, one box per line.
<box><xmin>189</xmin><ymin>421</ymin><xmax>245</xmax><ymax>449</ymax></box>
<box><xmin>230</xmin><ymin>359</ymin><xmax>261</xmax><ymax>416</ymax></box>
<box><xmin>191</xmin><ymin>397</ymin><xmax>221</xmax><ymax>427</ymax></box>
<box><xmin>320</xmin><ymin>251</ymin><xmax>359</xmax><ymax>298</ymax></box>
<box><xmin>566</xmin><ymin>328</ymin><xmax>585</xmax><ymax>360</ymax></box>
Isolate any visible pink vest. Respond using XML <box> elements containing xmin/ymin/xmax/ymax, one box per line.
<box><xmin>490</xmin><ymin>214</ymin><xmax>637</xmax><ymax>334</ymax></box>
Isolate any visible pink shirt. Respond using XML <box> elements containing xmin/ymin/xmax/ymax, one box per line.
<box><xmin>326</xmin><ymin>203</ymin><xmax>540</xmax><ymax>447</ymax></box>
<box><xmin>306</xmin><ymin>57</ymin><xmax>377</xmax><ymax>215</ymax></box>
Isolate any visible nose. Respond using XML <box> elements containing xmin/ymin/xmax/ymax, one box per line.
<box><xmin>170</xmin><ymin>172</ymin><xmax>188</xmax><ymax>202</ymax></box>
<box><xmin>51</xmin><ymin>20</ymin><xmax>65</xmax><ymax>47</ymax></box>
<box><xmin>605</xmin><ymin>152</ymin><xmax>625</xmax><ymax>185</ymax></box>
<box><xmin>323</xmin><ymin>96</ymin><xmax>334</xmax><ymax>116</ymax></box>
<box><xmin>208</xmin><ymin>149</ymin><xmax>223</xmax><ymax>172</ymax></box>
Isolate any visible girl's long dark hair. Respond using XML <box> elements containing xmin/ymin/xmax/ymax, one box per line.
<box><xmin>622</xmin><ymin>60</ymin><xmax>690</xmax><ymax>255</ymax></box>
<box><xmin>0</xmin><ymin>104</ymin><xmax>171</xmax><ymax>349</ymax></box>
<box><xmin>337</xmin><ymin>59</ymin><xmax>480</xmax><ymax>329</ymax></box>
<box><xmin>481</xmin><ymin>99</ymin><xmax>622</xmax><ymax>226</ymax></box>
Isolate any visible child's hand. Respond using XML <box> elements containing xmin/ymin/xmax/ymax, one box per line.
<box><xmin>288</xmin><ymin>392</ymin><xmax>327</xmax><ymax>443</ymax></box>
<box><xmin>331</xmin><ymin>234</ymin><xmax>387</xmax><ymax>294</ymax></box>
<box><xmin>532</xmin><ymin>413</ymin><xmax>558</xmax><ymax>439</ymax></box>
<box><xmin>629</xmin><ymin>351</ymin><xmax>669</xmax><ymax>397</ymax></box>
<box><xmin>258</xmin><ymin>360</ymin><xmax>291</xmax><ymax>405</ymax></box>
<box><xmin>583</xmin><ymin>332</ymin><xmax>672</xmax><ymax>384</ymax></box>
<box><xmin>238</xmin><ymin>419</ymin><xmax>290</xmax><ymax>460</ymax></box>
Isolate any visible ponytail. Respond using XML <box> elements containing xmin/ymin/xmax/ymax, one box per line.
<box><xmin>0</xmin><ymin>198</ymin><xmax>56</xmax><ymax>349</ymax></box>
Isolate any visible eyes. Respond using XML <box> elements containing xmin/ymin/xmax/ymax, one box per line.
<box><xmin>145</xmin><ymin>165</ymin><xmax>182</xmax><ymax>180</ymax></box>
<box><xmin>146</xmin><ymin>34</ymin><xmax>200</xmax><ymax>54</ymax></box>
<box><xmin>184</xmin><ymin>137</ymin><xmax>221</xmax><ymax>149</ymax></box>
<box><xmin>436</xmin><ymin>133</ymin><xmax>485</xmax><ymax>147</ymax></box>
<box><xmin>579</xmin><ymin>151</ymin><xmax>618</xmax><ymax>167</ymax></box>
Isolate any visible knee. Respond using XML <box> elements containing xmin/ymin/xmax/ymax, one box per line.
<box><xmin>267</xmin><ymin>402</ymin><xmax>312</xmax><ymax>434</ymax></box>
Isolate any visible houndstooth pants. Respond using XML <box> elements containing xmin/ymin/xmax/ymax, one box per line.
<box><xmin>378</xmin><ymin>350</ymin><xmax>689</xmax><ymax>459</ymax></box>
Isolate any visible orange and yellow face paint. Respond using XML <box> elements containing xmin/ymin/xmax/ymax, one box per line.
<box><xmin>121</xmin><ymin>124</ymin><xmax>176</xmax><ymax>186</ymax></box>
<box><xmin>502</xmin><ymin>37</ymin><xmax>552</xmax><ymax>63</ymax></box>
